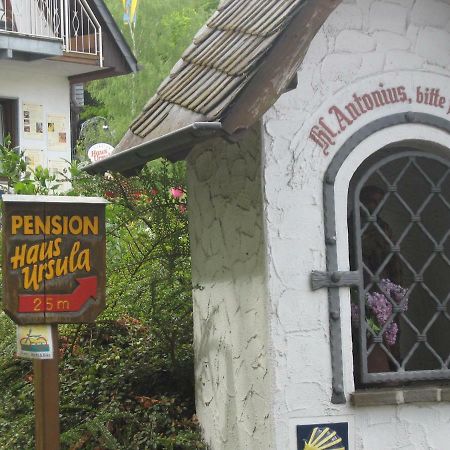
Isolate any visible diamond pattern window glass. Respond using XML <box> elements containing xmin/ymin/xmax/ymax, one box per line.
<box><xmin>350</xmin><ymin>151</ymin><xmax>450</xmax><ymax>385</ymax></box>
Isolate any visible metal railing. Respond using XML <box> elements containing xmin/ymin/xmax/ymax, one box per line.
<box><xmin>0</xmin><ymin>0</ymin><xmax>102</xmax><ymax>64</ymax></box>
<box><xmin>62</xmin><ymin>0</ymin><xmax>102</xmax><ymax>62</ymax></box>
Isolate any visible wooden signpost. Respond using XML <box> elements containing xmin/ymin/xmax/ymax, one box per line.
<box><xmin>2</xmin><ymin>195</ymin><xmax>108</xmax><ymax>450</ymax></box>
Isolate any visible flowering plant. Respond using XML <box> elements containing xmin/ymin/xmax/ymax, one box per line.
<box><xmin>351</xmin><ymin>279</ymin><xmax>407</xmax><ymax>346</ymax></box>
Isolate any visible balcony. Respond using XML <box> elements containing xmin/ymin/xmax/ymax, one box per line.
<box><xmin>0</xmin><ymin>0</ymin><xmax>102</xmax><ymax>64</ymax></box>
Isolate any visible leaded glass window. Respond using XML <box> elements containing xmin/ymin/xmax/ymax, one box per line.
<box><xmin>350</xmin><ymin>150</ymin><xmax>450</xmax><ymax>385</ymax></box>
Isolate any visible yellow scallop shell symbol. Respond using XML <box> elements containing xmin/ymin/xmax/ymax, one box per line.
<box><xmin>303</xmin><ymin>427</ymin><xmax>345</xmax><ymax>450</ymax></box>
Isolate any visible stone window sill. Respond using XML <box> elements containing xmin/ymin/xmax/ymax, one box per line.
<box><xmin>351</xmin><ymin>385</ymin><xmax>450</xmax><ymax>407</ymax></box>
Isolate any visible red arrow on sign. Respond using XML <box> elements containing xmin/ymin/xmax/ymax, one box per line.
<box><xmin>18</xmin><ymin>276</ymin><xmax>98</xmax><ymax>313</ymax></box>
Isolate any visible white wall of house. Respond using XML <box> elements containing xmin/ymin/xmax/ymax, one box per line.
<box><xmin>187</xmin><ymin>127</ymin><xmax>274</xmax><ymax>450</ymax></box>
<box><xmin>0</xmin><ymin>61</ymin><xmax>72</xmax><ymax>182</ymax></box>
<box><xmin>262</xmin><ymin>0</ymin><xmax>450</xmax><ymax>449</ymax></box>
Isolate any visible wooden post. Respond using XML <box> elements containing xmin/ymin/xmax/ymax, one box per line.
<box><xmin>33</xmin><ymin>325</ymin><xmax>60</xmax><ymax>450</ymax></box>
<box><xmin>2</xmin><ymin>197</ymin><xmax>107</xmax><ymax>450</ymax></box>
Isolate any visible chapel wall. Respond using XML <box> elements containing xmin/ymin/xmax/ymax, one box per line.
<box><xmin>262</xmin><ymin>1</ymin><xmax>450</xmax><ymax>448</ymax></box>
<box><xmin>186</xmin><ymin>126</ymin><xmax>273</xmax><ymax>450</ymax></box>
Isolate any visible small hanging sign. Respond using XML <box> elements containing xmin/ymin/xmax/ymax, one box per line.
<box><xmin>16</xmin><ymin>324</ymin><xmax>54</xmax><ymax>359</ymax></box>
<box><xmin>87</xmin><ymin>143</ymin><xmax>114</xmax><ymax>163</ymax></box>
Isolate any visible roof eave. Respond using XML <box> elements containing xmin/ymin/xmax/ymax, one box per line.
<box><xmin>85</xmin><ymin>0</ymin><xmax>343</xmax><ymax>175</ymax></box>
<box><xmin>84</xmin><ymin>122</ymin><xmax>224</xmax><ymax>175</ymax></box>
<box><xmin>221</xmin><ymin>0</ymin><xmax>342</xmax><ymax>135</ymax></box>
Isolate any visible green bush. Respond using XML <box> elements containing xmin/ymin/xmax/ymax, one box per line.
<box><xmin>0</xmin><ymin>146</ymin><xmax>203</xmax><ymax>448</ymax></box>
<box><xmin>0</xmin><ymin>315</ymin><xmax>204</xmax><ymax>449</ymax></box>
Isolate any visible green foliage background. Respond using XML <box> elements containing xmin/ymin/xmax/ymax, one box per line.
<box><xmin>87</xmin><ymin>0</ymin><xmax>218</xmax><ymax>142</ymax></box>
<box><xmin>0</xmin><ymin>0</ymin><xmax>219</xmax><ymax>447</ymax></box>
<box><xmin>0</xmin><ymin>143</ymin><xmax>203</xmax><ymax>449</ymax></box>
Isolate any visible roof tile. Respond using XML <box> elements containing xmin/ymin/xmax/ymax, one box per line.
<box><xmin>129</xmin><ymin>0</ymin><xmax>303</xmax><ymax>138</ymax></box>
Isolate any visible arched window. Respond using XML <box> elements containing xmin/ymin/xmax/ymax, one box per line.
<box><xmin>314</xmin><ymin>113</ymin><xmax>450</xmax><ymax>403</ymax></box>
<box><xmin>349</xmin><ymin>150</ymin><xmax>450</xmax><ymax>386</ymax></box>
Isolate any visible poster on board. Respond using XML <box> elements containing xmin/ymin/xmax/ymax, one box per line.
<box><xmin>47</xmin><ymin>115</ymin><xmax>67</xmax><ymax>151</ymax></box>
<box><xmin>47</xmin><ymin>159</ymin><xmax>69</xmax><ymax>179</ymax></box>
<box><xmin>23</xmin><ymin>103</ymin><xmax>44</xmax><ymax>140</ymax></box>
<box><xmin>23</xmin><ymin>149</ymin><xmax>44</xmax><ymax>171</ymax></box>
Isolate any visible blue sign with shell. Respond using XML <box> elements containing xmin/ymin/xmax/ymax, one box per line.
<box><xmin>297</xmin><ymin>422</ymin><xmax>348</xmax><ymax>450</ymax></box>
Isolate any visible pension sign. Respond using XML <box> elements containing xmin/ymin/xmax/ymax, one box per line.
<box><xmin>2</xmin><ymin>195</ymin><xmax>107</xmax><ymax>325</ymax></box>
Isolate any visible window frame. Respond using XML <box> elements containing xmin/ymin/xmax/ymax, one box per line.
<box><xmin>351</xmin><ymin>150</ymin><xmax>450</xmax><ymax>386</ymax></box>
<box><xmin>321</xmin><ymin>112</ymin><xmax>450</xmax><ymax>404</ymax></box>
<box><xmin>0</xmin><ymin>97</ymin><xmax>19</xmax><ymax>147</ymax></box>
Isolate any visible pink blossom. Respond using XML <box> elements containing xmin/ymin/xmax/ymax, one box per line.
<box><xmin>177</xmin><ymin>204</ymin><xmax>187</xmax><ymax>214</ymax></box>
<box><xmin>170</xmin><ymin>187</ymin><xmax>184</xmax><ymax>199</ymax></box>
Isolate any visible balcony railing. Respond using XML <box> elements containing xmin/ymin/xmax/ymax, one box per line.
<box><xmin>0</xmin><ymin>0</ymin><xmax>102</xmax><ymax>64</ymax></box>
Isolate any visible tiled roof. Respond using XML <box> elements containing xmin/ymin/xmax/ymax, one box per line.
<box><xmin>129</xmin><ymin>0</ymin><xmax>302</xmax><ymax>139</ymax></box>
<box><xmin>86</xmin><ymin>0</ymin><xmax>341</xmax><ymax>174</ymax></box>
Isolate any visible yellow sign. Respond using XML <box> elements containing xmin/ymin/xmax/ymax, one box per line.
<box><xmin>2</xmin><ymin>195</ymin><xmax>107</xmax><ymax>325</ymax></box>
<box><xmin>9</xmin><ymin>214</ymin><xmax>98</xmax><ymax>291</ymax></box>
<box><xmin>304</xmin><ymin>427</ymin><xmax>344</xmax><ymax>450</ymax></box>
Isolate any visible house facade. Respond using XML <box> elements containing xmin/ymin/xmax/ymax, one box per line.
<box><xmin>0</xmin><ymin>0</ymin><xmax>136</xmax><ymax>177</ymax></box>
<box><xmin>88</xmin><ymin>0</ymin><xmax>450</xmax><ymax>449</ymax></box>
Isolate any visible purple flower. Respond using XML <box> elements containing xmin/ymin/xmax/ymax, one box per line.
<box><xmin>384</xmin><ymin>322</ymin><xmax>398</xmax><ymax>346</ymax></box>
<box><xmin>379</xmin><ymin>278</ymin><xmax>408</xmax><ymax>311</ymax></box>
<box><xmin>367</xmin><ymin>292</ymin><xmax>392</xmax><ymax>326</ymax></box>
<box><xmin>353</xmin><ymin>279</ymin><xmax>407</xmax><ymax>346</ymax></box>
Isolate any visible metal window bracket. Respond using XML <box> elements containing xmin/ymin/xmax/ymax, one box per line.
<box><xmin>310</xmin><ymin>270</ymin><xmax>359</xmax><ymax>404</ymax></box>
<box><xmin>311</xmin><ymin>271</ymin><xmax>359</xmax><ymax>290</ymax></box>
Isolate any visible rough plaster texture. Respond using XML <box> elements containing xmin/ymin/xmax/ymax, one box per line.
<box><xmin>261</xmin><ymin>0</ymin><xmax>450</xmax><ymax>449</ymax></box>
<box><xmin>0</xmin><ymin>60</ymin><xmax>72</xmax><ymax>176</ymax></box>
<box><xmin>187</xmin><ymin>127</ymin><xmax>273</xmax><ymax>449</ymax></box>
<box><xmin>188</xmin><ymin>1</ymin><xmax>450</xmax><ymax>448</ymax></box>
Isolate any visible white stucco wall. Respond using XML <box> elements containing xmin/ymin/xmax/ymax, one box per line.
<box><xmin>262</xmin><ymin>0</ymin><xmax>450</xmax><ymax>449</ymax></box>
<box><xmin>187</xmin><ymin>127</ymin><xmax>273</xmax><ymax>449</ymax></box>
<box><xmin>0</xmin><ymin>60</ymin><xmax>72</xmax><ymax>181</ymax></box>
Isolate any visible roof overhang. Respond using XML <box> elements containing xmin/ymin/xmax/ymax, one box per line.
<box><xmin>84</xmin><ymin>0</ymin><xmax>342</xmax><ymax>176</ymax></box>
<box><xmin>64</xmin><ymin>0</ymin><xmax>138</xmax><ymax>83</ymax></box>
<box><xmin>0</xmin><ymin>33</ymin><xmax>62</xmax><ymax>61</ymax></box>
<box><xmin>85</xmin><ymin>122</ymin><xmax>225</xmax><ymax>175</ymax></box>
<box><xmin>90</xmin><ymin>0</ymin><xmax>138</xmax><ymax>74</ymax></box>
